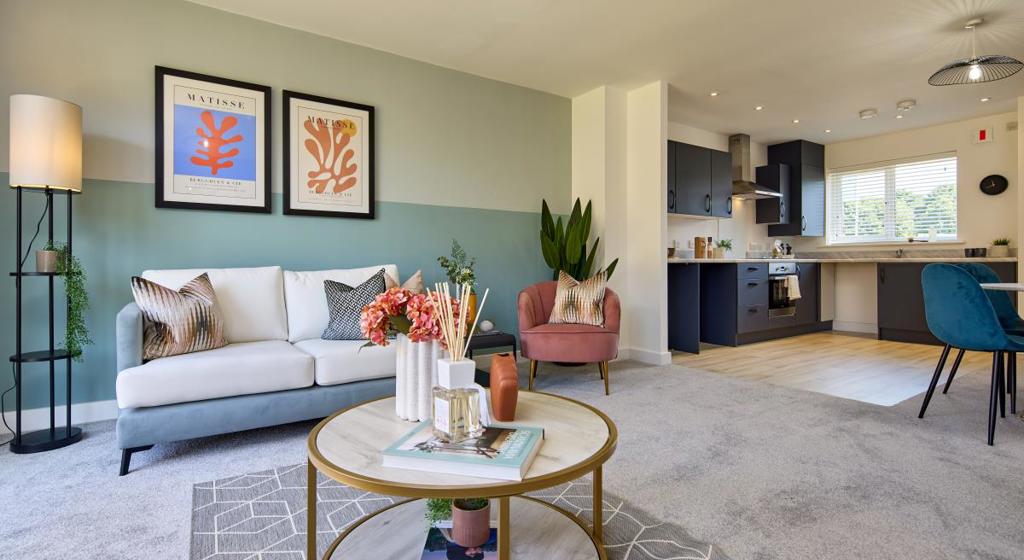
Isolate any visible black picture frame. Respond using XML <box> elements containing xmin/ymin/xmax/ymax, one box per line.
<box><xmin>155</xmin><ymin>66</ymin><xmax>272</xmax><ymax>213</ymax></box>
<box><xmin>283</xmin><ymin>90</ymin><xmax>375</xmax><ymax>219</ymax></box>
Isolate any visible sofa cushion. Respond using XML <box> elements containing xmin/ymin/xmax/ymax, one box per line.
<box><xmin>293</xmin><ymin>338</ymin><xmax>396</xmax><ymax>386</ymax></box>
<box><xmin>116</xmin><ymin>340</ymin><xmax>313</xmax><ymax>409</ymax></box>
<box><xmin>322</xmin><ymin>271</ymin><xmax>387</xmax><ymax>340</ymax></box>
<box><xmin>141</xmin><ymin>266</ymin><xmax>287</xmax><ymax>343</ymax></box>
<box><xmin>131</xmin><ymin>273</ymin><xmax>228</xmax><ymax>360</ymax></box>
<box><xmin>284</xmin><ymin>265</ymin><xmax>399</xmax><ymax>342</ymax></box>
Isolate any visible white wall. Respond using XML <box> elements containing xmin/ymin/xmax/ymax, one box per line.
<box><xmin>801</xmin><ymin>111</ymin><xmax>1020</xmax><ymax>332</ymax></box>
<box><xmin>665</xmin><ymin>122</ymin><xmax>770</xmax><ymax>257</ymax></box>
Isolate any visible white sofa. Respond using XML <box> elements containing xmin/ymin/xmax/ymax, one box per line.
<box><xmin>114</xmin><ymin>265</ymin><xmax>400</xmax><ymax>475</ymax></box>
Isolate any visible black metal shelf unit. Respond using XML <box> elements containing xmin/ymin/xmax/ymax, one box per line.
<box><xmin>9</xmin><ymin>187</ymin><xmax>82</xmax><ymax>454</ymax></box>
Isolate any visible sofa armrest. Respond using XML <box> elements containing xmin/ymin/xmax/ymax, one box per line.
<box><xmin>116</xmin><ymin>303</ymin><xmax>143</xmax><ymax>373</ymax></box>
<box><xmin>517</xmin><ymin>290</ymin><xmax>539</xmax><ymax>331</ymax></box>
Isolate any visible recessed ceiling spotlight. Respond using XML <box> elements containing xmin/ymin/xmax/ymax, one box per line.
<box><xmin>896</xmin><ymin>99</ymin><xmax>916</xmax><ymax>112</ymax></box>
<box><xmin>859</xmin><ymin>108</ymin><xmax>879</xmax><ymax>119</ymax></box>
<box><xmin>709</xmin><ymin>91</ymin><xmax>719</xmax><ymax>97</ymax></box>
<box><xmin>755</xmin><ymin>105</ymin><xmax>764</xmax><ymax>111</ymax></box>
<box><xmin>824</xmin><ymin>129</ymin><xmax>832</xmax><ymax>133</ymax></box>
<box><xmin>792</xmin><ymin>119</ymin><xmax>800</xmax><ymax>124</ymax></box>
<box><xmin>896</xmin><ymin>114</ymin><xmax>904</xmax><ymax>119</ymax></box>
<box><xmin>980</xmin><ymin>97</ymin><xmax>991</xmax><ymax>102</ymax></box>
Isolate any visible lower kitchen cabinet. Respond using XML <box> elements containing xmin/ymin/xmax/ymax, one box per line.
<box><xmin>877</xmin><ymin>262</ymin><xmax>1017</xmax><ymax>345</ymax></box>
<box><xmin>794</xmin><ymin>263</ymin><xmax>819</xmax><ymax>326</ymax></box>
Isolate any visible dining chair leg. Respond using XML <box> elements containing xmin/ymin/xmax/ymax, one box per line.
<box><xmin>1011</xmin><ymin>353</ymin><xmax>1017</xmax><ymax>415</ymax></box>
<box><xmin>601</xmin><ymin>361</ymin><xmax>610</xmax><ymax>396</ymax></box>
<box><xmin>528</xmin><ymin>360</ymin><xmax>538</xmax><ymax>391</ymax></box>
<box><xmin>919</xmin><ymin>344</ymin><xmax>951</xmax><ymax>419</ymax></box>
<box><xmin>988</xmin><ymin>352</ymin><xmax>1000</xmax><ymax>446</ymax></box>
<box><xmin>942</xmin><ymin>348</ymin><xmax>965</xmax><ymax>394</ymax></box>
<box><xmin>998</xmin><ymin>352</ymin><xmax>1006</xmax><ymax>419</ymax></box>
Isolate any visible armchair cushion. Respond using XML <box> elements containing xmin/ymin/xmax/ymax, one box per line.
<box><xmin>548</xmin><ymin>271</ymin><xmax>607</xmax><ymax>326</ymax></box>
<box><xmin>520</xmin><ymin>323</ymin><xmax>619</xmax><ymax>363</ymax></box>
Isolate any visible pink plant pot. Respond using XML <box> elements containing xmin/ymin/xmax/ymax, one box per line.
<box><xmin>451</xmin><ymin>500</ymin><xmax>491</xmax><ymax>548</ymax></box>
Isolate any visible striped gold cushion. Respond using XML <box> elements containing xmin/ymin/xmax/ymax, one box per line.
<box><xmin>548</xmin><ymin>271</ymin><xmax>607</xmax><ymax>326</ymax></box>
<box><xmin>131</xmin><ymin>273</ymin><xmax>227</xmax><ymax>360</ymax></box>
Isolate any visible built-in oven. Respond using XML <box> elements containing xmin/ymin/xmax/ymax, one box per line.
<box><xmin>768</xmin><ymin>262</ymin><xmax>797</xmax><ymax>318</ymax></box>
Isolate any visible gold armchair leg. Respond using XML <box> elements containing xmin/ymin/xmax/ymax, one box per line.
<box><xmin>601</xmin><ymin>361</ymin><xmax>610</xmax><ymax>395</ymax></box>
<box><xmin>529</xmin><ymin>360</ymin><xmax>538</xmax><ymax>391</ymax></box>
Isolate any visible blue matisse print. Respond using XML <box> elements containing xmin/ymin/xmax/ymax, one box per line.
<box><xmin>173</xmin><ymin>105</ymin><xmax>257</xmax><ymax>181</ymax></box>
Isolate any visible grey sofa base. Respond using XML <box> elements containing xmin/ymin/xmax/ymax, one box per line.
<box><xmin>115</xmin><ymin>377</ymin><xmax>395</xmax><ymax>475</ymax></box>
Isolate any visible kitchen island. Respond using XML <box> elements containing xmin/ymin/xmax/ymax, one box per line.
<box><xmin>669</xmin><ymin>255</ymin><xmax>1019</xmax><ymax>353</ymax></box>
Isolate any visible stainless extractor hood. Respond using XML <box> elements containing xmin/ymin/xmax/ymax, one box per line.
<box><xmin>729</xmin><ymin>134</ymin><xmax>782</xmax><ymax>199</ymax></box>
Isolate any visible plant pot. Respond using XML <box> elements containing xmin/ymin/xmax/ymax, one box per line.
<box><xmin>713</xmin><ymin>247</ymin><xmax>726</xmax><ymax>259</ymax></box>
<box><xmin>451</xmin><ymin>500</ymin><xmax>491</xmax><ymax>548</ymax></box>
<box><xmin>989</xmin><ymin>245</ymin><xmax>1009</xmax><ymax>258</ymax></box>
<box><xmin>36</xmin><ymin>250</ymin><xmax>58</xmax><ymax>273</ymax></box>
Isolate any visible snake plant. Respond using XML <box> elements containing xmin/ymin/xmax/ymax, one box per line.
<box><xmin>539</xmin><ymin>198</ymin><xmax>618</xmax><ymax>281</ymax></box>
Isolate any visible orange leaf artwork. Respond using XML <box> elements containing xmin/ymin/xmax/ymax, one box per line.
<box><xmin>191</xmin><ymin>110</ymin><xmax>242</xmax><ymax>176</ymax></box>
<box><xmin>304</xmin><ymin>118</ymin><xmax>358</xmax><ymax>194</ymax></box>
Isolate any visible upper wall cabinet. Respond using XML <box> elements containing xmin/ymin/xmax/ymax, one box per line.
<box><xmin>766</xmin><ymin>140</ymin><xmax>824</xmax><ymax>237</ymax></box>
<box><xmin>667</xmin><ymin>141</ymin><xmax>732</xmax><ymax>218</ymax></box>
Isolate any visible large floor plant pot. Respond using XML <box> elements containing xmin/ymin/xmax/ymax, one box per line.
<box><xmin>451</xmin><ymin>499</ymin><xmax>491</xmax><ymax>548</ymax></box>
<box><xmin>395</xmin><ymin>333</ymin><xmax>441</xmax><ymax>421</ymax></box>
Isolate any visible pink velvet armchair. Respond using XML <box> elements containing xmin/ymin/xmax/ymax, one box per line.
<box><xmin>517</xmin><ymin>281</ymin><xmax>621</xmax><ymax>395</ymax></box>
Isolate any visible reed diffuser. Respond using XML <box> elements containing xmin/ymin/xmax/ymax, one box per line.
<box><xmin>428</xmin><ymin>282</ymin><xmax>490</xmax><ymax>443</ymax></box>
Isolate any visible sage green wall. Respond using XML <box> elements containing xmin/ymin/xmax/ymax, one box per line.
<box><xmin>0</xmin><ymin>0</ymin><xmax>570</xmax><ymax>410</ymax></box>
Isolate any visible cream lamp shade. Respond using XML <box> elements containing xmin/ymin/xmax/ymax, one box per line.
<box><xmin>9</xmin><ymin>94</ymin><xmax>82</xmax><ymax>192</ymax></box>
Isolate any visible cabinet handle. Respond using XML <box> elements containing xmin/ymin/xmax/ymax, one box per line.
<box><xmin>747</xmin><ymin>266</ymin><xmax>758</xmax><ymax>271</ymax></box>
<box><xmin>667</xmin><ymin>190</ymin><xmax>675</xmax><ymax>210</ymax></box>
<box><xmin>747</xmin><ymin>281</ymin><xmax>758</xmax><ymax>287</ymax></box>
<box><xmin>879</xmin><ymin>266</ymin><xmax>886</xmax><ymax>283</ymax></box>
<box><xmin>705</xmin><ymin>194</ymin><xmax>711</xmax><ymax>213</ymax></box>
<box><xmin>801</xmin><ymin>216</ymin><xmax>807</xmax><ymax>231</ymax></box>
<box><xmin>727</xmin><ymin>197</ymin><xmax>733</xmax><ymax>215</ymax></box>
<box><xmin>748</xmin><ymin>307</ymin><xmax>758</xmax><ymax>313</ymax></box>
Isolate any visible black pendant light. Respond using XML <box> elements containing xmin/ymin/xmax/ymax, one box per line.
<box><xmin>928</xmin><ymin>18</ymin><xmax>1023</xmax><ymax>86</ymax></box>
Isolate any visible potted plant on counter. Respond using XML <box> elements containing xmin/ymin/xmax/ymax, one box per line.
<box><xmin>714</xmin><ymin>239</ymin><xmax>733</xmax><ymax>259</ymax></box>
<box><xmin>990</xmin><ymin>238</ymin><xmax>1012</xmax><ymax>258</ymax></box>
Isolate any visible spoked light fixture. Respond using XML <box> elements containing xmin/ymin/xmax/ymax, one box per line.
<box><xmin>928</xmin><ymin>18</ymin><xmax>1022</xmax><ymax>86</ymax></box>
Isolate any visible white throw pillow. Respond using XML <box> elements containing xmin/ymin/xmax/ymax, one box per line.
<box><xmin>284</xmin><ymin>265</ymin><xmax>399</xmax><ymax>342</ymax></box>
<box><xmin>141</xmin><ymin>266</ymin><xmax>288</xmax><ymax>343</ymax></box>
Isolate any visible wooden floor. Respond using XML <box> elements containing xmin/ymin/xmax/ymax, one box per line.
<box><xmin>672</xmin><ymin>331</ymin><xmax>1001</xmax><ymax>406</ymax></box>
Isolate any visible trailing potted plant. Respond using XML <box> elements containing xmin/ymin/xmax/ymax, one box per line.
<box><xmin>437</xmin><ymin>239</ymin><xmax>478</xmax><ymax>323</ymax></box>
<box><xmin>990</xmin><ymin>237</ymin><xmax>1012</xmax><ymax>258</ymax></box>
<box><xmin>714</xmin><ymin>239</ymin><xmax>733</xmax><ymax>259</ymax></box>
<box><xmin>48</xmin><ymin>242</ymin><xmax>91</xmax><ymax>360</ymax></box>
<box><xmin>426</xmin><ymin>498</ymin><xmax>491</xmax><ymax>548</ymax></box>
<box><xmin>539</xmin><ymin>198</ymin><xmax>618</xmax><ymax>281</ymax></box>
<box><xmin>36</xmin><ymin>240</ymin><xmax>58</xmax><ymax>273</ymax></box>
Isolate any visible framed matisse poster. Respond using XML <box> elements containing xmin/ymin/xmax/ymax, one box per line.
<box><xmin>155</xmin><ymin>66</ymin><xmax>271</xmax><ymax>213</ymax></box>
<box><xmin>283</xmin><ymin>90</ymin><xmax>375</xmax><ymax>219</ymax></box>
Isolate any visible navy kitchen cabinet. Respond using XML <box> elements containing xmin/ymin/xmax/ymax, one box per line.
<box><xmin>668</xmin><ymin>140</ymin><xmax>732</xmax><ymax>218</ymax></box>
<box><xmin>794</xmin><ymin>263</ymin><xmax>819</xmax><ymax>326</ymax></box>
<box><xmin>710</xmin><ymin>149</ymin><xmax>733</xmax><ymax>218</ymax></box>
<box><xmin>766</xmin><ymin>140</ymin><xmax>824</xmax><ymax>237</ymax></box>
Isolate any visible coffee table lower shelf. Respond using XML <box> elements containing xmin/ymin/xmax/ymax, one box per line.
<box><xmin>323</xmin><ymin>496</ymin><xmax>605</xmax><ymax>560</ymax></box>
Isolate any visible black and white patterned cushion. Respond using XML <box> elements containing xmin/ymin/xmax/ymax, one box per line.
<box><xmin>321</xmin><ymin>269</ymin><xmax>387</xmax><ymax>340</ymax></box>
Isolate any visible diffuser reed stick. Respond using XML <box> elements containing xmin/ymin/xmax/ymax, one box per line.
<box><xmin>429</xmin><ymin>282</ymin><xmax>489</xmax><ymax>360</ymax></box>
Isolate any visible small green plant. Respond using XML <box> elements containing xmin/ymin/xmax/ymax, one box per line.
<box><xmin>993</xmin><ymin>238</ymin><xmax>1012</xmax><ymax>246</ymax></box>
<box><xmin>716</xmin><ymin>239</ymin><xmax>733</xmax><ymax>251</ymax></box>
<box><xmin>454</xmin><ymin>498</ymin><xmax>489</xmax><ymax>511</ymax></box>
<box><xmin>539</xmin><ymin>198</ymin><xmax>618</xmax><ymax>281</ymax></box>
<box><xmin>425</xmin><ymin>498</ymin><xmax>452</xmax><ymax>527</ymax></box>
<box><xmin>52</xmin><ymin>242</ymin><xmax>91</xmax><ymax>360</ymax></box>
<box><xmin>437</xmin><ymin>239</ymin><xmax>476</xmax><ymax>286</ymax></box>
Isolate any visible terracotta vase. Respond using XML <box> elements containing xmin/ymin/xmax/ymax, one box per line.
<box><xmin>489</xmin><ymin>353</ymin><xmax>518</xmax><ymax>421</ymax></box>
<box><xmin>451</xmin><ymin>500</ymin><xmax>491</xmax><ymax>548</ymax></box>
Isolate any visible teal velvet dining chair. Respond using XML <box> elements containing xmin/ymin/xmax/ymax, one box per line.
<box><xmin>920</xmin><ymin>263</ymin><xmax>1023</xmax><ymax>445</ymax></box>
<box><xmin>923</xmin><ymin>263</ymin><xmax>1021</xmax><ymax>414</ymax></box>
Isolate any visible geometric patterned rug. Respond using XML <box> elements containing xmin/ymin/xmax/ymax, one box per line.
<box><xmin>190</xmin><ymin>464</ymin><xmax>731</xmax><ymax>560</ymax></box>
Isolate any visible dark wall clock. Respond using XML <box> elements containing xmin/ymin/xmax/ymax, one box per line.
<box><xmin>979</xmin><ymin>174</ymin><xmax>1008</xmax><ymax>195</ymax></box>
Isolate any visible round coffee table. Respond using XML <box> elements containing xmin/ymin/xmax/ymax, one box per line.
<box><xmin>307</xmin><ymin>391</ymin><xmax>617</xmax><ymax>559</ymax></box>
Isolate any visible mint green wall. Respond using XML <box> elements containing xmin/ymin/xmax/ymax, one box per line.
<box><xmin>0</xmin><ymin>0</ymin><xmax>571</xmax><ymax>410</ymax></box>
<box><xmin>1</xmin><ymin>174</ymin><xmax>552</xmax><ymax>409</ymax></box>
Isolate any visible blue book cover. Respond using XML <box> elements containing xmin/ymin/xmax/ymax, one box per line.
<box><xmin>382</xmin><ymin>422</ymin><xmax>544</xmax><ymax>480</ymax></box>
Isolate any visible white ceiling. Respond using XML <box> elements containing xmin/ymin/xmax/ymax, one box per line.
<box><xmin>190</xmin><ymin>0</ymin><xmax>1024</xmax><ymax>144</ymax></box>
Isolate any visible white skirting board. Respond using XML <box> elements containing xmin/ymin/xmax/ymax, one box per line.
<box><xmin>1</xmin><ymin>399</ymin><xmax>118</xmax><ymax>434</ymax></box>
<box><xmin>625</xmin><ymin>347</ymin><xmax>671</xmax><ymax>365</ymax></box>
<box><xmin>832</xmin><ymin>321</ymin><xmax>878</xmax><ymax>335</ymax></box>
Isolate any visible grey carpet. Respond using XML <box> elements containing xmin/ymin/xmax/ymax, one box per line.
<box><xmin>2</xmin><ymin>358</ymin><xmax>1024</xmax><ymax>559</ymax></box>
<box><xmin>190</xmin><ymin>466</ymin><xmax>728</xmax><ymax>559</ymax></box>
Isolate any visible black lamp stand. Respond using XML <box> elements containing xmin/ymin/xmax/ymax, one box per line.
<box><xmin>9</xmin><ymin>186</ymin><xmax>82</xmax><ymax>453</ymax></box>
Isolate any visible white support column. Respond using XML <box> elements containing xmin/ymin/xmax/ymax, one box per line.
<box><xmin>1018</xmin><ymin>97</ymin><xmax>1024</xmax><ymax>306</ymax></box>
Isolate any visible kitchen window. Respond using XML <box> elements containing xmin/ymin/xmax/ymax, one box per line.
<box><xmin>827</xmin><ymin>153</ymin><xmax>957</xmax><ymax>245</ymax></box>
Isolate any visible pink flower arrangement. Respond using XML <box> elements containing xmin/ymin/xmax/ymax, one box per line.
<box><xmin>361</xmin><ymin>287</ymin><xmax>460</xmax><ymax>348</ymax></box>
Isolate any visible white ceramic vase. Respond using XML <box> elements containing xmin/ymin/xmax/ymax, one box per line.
<box><xmin>394</xmin><ymin>333</ymin><xmax>441</xmax><ymax>421</ymax></box>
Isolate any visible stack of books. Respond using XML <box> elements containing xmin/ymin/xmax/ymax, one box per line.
<box><xmin>382</xmin><ymin>422</ymin><xmax>544</xmax><ymax>481</ymax></box>
<box><xmin>419</xmin><ymin>527</ymin><xmax>497</xmax><ymax>559</ymax></box>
